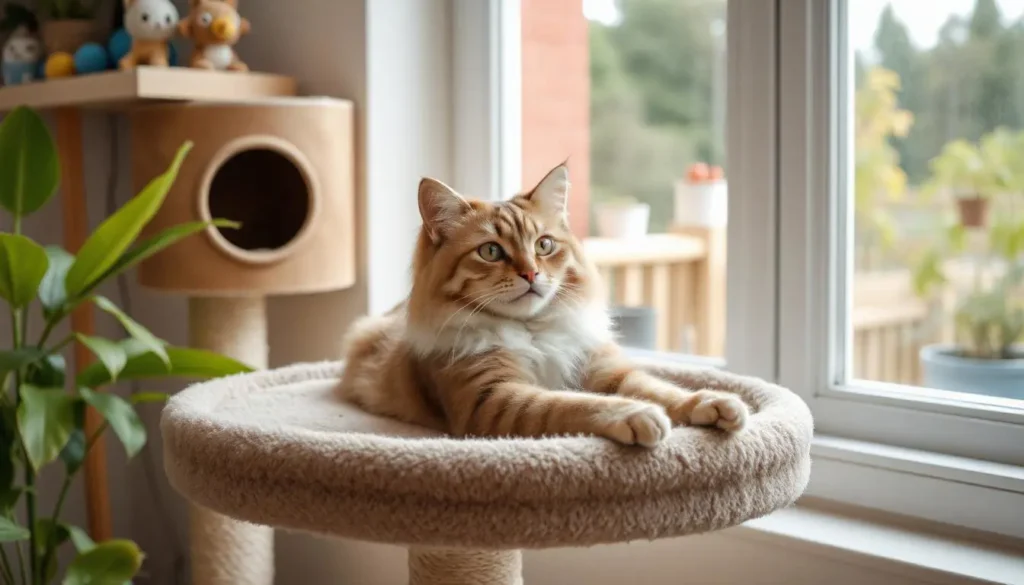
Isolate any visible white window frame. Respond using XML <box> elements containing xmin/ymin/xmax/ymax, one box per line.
<box><xmin>452</xmin><ymin>0</ymin><xmax>521</xmax><ymax>201</ymax></box>
<box><xmin>777</xmin><ymin>0</ymin><xmax>1024</xmax><ymax>539</ymax></box>
<box><xmin>455</xmin><ymin>0</ymin><xmax>1024</xmax><ymax>540</ymax></box>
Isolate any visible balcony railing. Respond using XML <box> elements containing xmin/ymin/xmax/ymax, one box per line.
<box><xmin>585</xmin><ymin>230</ymin><xmax>947</xmax><ymax>386</ymax></box>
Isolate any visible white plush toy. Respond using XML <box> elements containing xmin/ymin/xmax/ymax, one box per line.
<box><xmin>119</xmin><ymin>0</ymin><xmax>179</xmax><ymax>70</ymax></box>
<box><xmin>2</xmin><ymin>26</ymin><xmax>41</xmax><ymax>85</ymax></box>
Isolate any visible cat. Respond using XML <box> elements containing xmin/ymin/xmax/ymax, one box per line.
<box><xmin>337</xmin><ymin>163</ymin><xmax>748</xmax><ymax>447</ymax></box>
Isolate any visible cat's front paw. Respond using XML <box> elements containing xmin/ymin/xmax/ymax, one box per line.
<box><xmin>688</xmin><ymin>392</ymin><xmax>748</xmax><ymax>432</ymax></box>
<box><xmin>597</xmin><ymin>402</ymin><xmax>671</xmax><ymax>448</ymax></box>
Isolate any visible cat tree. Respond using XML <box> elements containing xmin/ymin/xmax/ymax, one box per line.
<box><xmin>161</xmin><ymin>359</ymin><xmax>813</xmax><ymax>585</ymax></box>
<box><xmin>130</xmin><ymin>96</ymin><xmax>355</xmax><ymax>585</ymax></box>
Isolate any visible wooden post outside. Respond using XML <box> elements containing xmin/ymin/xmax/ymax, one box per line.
<box><xmin>55</xmin><ymin>107</ymin><xmax>112</xmax><ymax>541</ymax></box>
<box><xmin>672</xmin><ymin>225</ymin><xmax>727</xmax><ymax>358</ymax></box>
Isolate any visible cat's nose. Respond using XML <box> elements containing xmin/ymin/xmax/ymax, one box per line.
<box><xmin>519</xmin><ymin>271</ymin><xmax>537</xmax><ymax>284</ymax></box>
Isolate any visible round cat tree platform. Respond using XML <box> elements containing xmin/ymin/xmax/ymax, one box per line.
<box><xmin>161</xmin><ymin>359</ymin><xmax>813</xmax><ymax>585</ymax></box>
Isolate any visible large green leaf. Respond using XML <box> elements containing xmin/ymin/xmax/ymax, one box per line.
<box><xmin>64</xmin><ymin>142</ymin><xmax>192</xmax><ymax>297</ymax></box>
<box><xmin>0</xmin><ymin>516</ymin><xmax>30</xmax><ymax>542</ymax></box>
<box><xmin>16</xmin><ymin>384</ymin><xmax>79</xmax><ymax>470</ymax></box>
<box><xmin>39</xmin><ymin>245</ymin><xmax>75</xmax><ymax>313</ymax></box>
<box><xmin>80</xmin><ymin>388</ymin><xmax>146</xmax><ymax>459</ymax></box>
<box><xmin>66</xmin><ymin>524</ymin><xmax>96</xmax><ymax>553</ymax></box>
<box><xmin>92</xmin><ymin>297</ymin><xmax>168</xmax><ymax>367</ymax></box>
<box><xmin>0</xmin><ymin>233</ymin><xmax>49</xmax><ymax>308</ymax></box>
<box><xmin>102</xmin><ymin>219</ymin><xmax>239</xmax><ymax>282</ymax></box>
<box><xmin>76</xmin><ymin>335</ymin><xmax>127</xmax><ymax>383</ymax></box>
<box><xmin>63</xmin><ymin>539</ymin><xmax>144</xmax><ymax>585</ymax></box>
<box><xmin>0</xmin><ymin>105</ymin><xmax>60</xmax><ymax>217</ymax></box>
<box><xmin>77</xmin><ymin>342</ymin><xmax>253</xmax><ymax>388</ymax></box>
<box><xmin>0</xmin><ymin>347</ymin><xmax>45</xmax><ymax>380</ymax></box>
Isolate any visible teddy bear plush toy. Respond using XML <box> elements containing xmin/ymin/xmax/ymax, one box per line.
<box><xmin>119</xmin><ymin>0</ymin><xmax>179</xmax><ymax>70</ymax></box>
<box><xmin>178</xmin><ymin>0</ymin><xmax>250</xmax><ymax>71</ymax></box>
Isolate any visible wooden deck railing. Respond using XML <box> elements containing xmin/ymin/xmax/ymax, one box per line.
<box><xmin>585</xmin><ymin>231</ymin><xmax>948</xmax><ymax>386</ymax></box>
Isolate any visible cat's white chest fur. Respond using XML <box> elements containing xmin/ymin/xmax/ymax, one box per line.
<box><xmin>412</xmin><ymin>304</ymin><xmax>614</xmax><ymax>389</ymax></box>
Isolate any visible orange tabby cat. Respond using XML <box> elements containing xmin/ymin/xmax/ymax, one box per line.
<box><xmin>338</xmin><ymin>163</ymin><xmax>748</xmax><ymax>447</ymax></box>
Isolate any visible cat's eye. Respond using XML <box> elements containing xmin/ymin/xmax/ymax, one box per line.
<box><xmin>535</xmin><ymin>236</ymin><xmax>555</xmax><ymax>256</ymax></box>
<box><xmin>478</xmin><ymin>242</ymin><xmax>505</xmax><ymax>262</ymax></box>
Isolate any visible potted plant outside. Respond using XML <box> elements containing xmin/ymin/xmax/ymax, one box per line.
<box><xmin>593</xmin><ymin>192</ymin><xmax>650</xmax><ymax>239</ymax></box>
<box><xmin>0</xmin><ymin>105</ymin><xmax>250</xmax><ymax>584</ymax></box>
<box><xmin>38</xmin><ymin>0</ymin><xmax>102</xmax><ymax>54</ymax></box>
<box><xmin>674</xmin><ymin>162</ymin><xmax>727</xmax><ymax>228</ymax></box>
<box><xmin>914</xmin><ymin>129</ymin><xmax>1024</xmax><ymax>399</ymax></box>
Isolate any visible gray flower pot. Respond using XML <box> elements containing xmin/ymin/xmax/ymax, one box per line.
<box><xmin>609</xmin><ymin>305</ymin><xmax>657</xmax><ymax>350</ymax></box>
<box><xmin>920</xmin><ymin>344</ymin><xmax>1024</xmax><ymax>400</ymax></box>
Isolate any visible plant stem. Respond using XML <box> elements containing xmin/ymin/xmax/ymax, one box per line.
<box><xmin>37</xmin><ymin>474</ymin><xmax>73</xmax><ymax>585</ymax></box>
<box><xmin>45</xmin><ymin>334</ymin><xmax>74</xmax><ymax>356</ymax></box>
<box><xmin>11</xmin><ymin>216</ymin><xmax>20</xmax><ymax>236</ymax></box>
<box><xmin>0</xmin><ymin>546</ymin><xmax>15</xmax><ymax>585</ymax></box>
<box><xmin>10</xmin><ymin>307</ymin><xmax>38</xmax><ymax>585</ymax></box>
<box><xmin>13</xmin><ymin>543</ymin><xmax>25</xmax><ymax>585</ymax></box>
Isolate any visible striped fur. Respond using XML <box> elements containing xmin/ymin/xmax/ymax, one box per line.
<box><xmin>338</xmin><ymin>164</ymin><xmax>748</xmax><ymax>447</ymax></box>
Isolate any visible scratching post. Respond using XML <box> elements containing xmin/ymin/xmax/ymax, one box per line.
<box><xmin>186</xmin><ymin>296</ymin><xmax>274</xmax><ymax>585</ymax></box>
<box><xmin>408</xmin><ymin>548</ymin><xmax>523</xmax><ymax>585</ymax></box>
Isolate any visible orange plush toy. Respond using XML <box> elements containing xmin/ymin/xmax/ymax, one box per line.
<box><xmin>178</xmin><ymin>0</ymin><xmax>250</xmax><ymax>71</ymax></box>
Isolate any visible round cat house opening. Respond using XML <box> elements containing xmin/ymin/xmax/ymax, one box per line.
<box><xmin>198</xmin><ymin>136</ymin><xmax>321</xmax><ymax>265</ymax></box>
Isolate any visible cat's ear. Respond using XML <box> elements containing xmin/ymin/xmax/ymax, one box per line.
<box><xmin>419</xmin><ymin>177</ymin><xmax>471</xmax><ymax>244</ymax></box>
<box><xmin>526</xmin><ymin>163</ymin><xmax>570</xmax><ymax>220</ymax></box>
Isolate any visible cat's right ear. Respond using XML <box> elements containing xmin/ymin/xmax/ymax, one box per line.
<box><xmin>419</xmin><ymin>177</ymin><xmax>471</xmax><ymax>244</ymax></box>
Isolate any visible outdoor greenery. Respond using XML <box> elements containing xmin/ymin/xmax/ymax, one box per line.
<box><xmin>0</xmin><ymin>106</ymin><xmax>252</xmax><ymax>585</ymax></box>
<box><xmin>589</xmin><ymin>0</ymin><xmax>1023</xmax><ymax>357</ymax></box>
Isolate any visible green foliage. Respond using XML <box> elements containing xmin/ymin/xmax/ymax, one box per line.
<box><xmin>0</xmin><ymin>235</ymin><xmax>50</xmax><ymax>309</ymax></box>
<box><xmin>0</xmin><ymin>106</ymin><xmax>253</xmax><ymax>585</ymax></box>
<box><xmin>0</xmin><ymin>107</ymin><xmax>60</xmax><ymax>219</ymax></box>
<box><xmin>588</xmin><ymin>0</ymin><xmax>725</xmax><ymax>233</ymax></box>
<box><xmin>63</xmin><ymin>540</ymin><xmax>142</xmax><ymax>585</ymax></box>
<box><xmin>912</xmin><ymin>125</ymin><xmax>1024</xmax><ymax>359</ymax></box>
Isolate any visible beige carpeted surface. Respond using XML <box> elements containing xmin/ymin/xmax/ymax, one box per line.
<box><xmin>162</xmin><ymin>360</ymin><xmax>813</xmax><ymax>550</ymax></box>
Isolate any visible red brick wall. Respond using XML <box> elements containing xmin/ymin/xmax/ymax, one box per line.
<box><xmin>521</xmin><ymin>0</ymin><xmax>590</xmax><ymax>236</ymax></box>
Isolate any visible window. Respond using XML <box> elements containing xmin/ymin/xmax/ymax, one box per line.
<box><xmin>845</xmin><ymin>0</ymin><xmax>1024</xmax><ymax>405</ymax></box>
<box><xmin>778</xmin><ymin>0</ymin><xmax>1024</xmax><ymax>539</ymax></box>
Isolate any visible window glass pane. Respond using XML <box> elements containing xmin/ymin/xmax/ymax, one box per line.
<box><xmin>522</xmin><ymin>0</ymin><xmax>728</xmax><ymax>358</ymax></box>
<box><xmin>847</xmin><ymin>0</ymin><xmax>1024</xmax><ymax>403</ymax></box>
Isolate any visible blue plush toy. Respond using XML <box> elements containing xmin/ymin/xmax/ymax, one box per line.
<box><xmin>73</xmin><ymin>42</ymin><xmax>110</xmax><ymax>74</ymax></box>
<box><xmin>107</xmin><ymin>28</ymin><xmax>132</xmax><ymax>64</ymax></box>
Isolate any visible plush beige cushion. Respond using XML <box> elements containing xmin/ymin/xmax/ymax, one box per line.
<box><xmin>161</xmin><ymin>360</ymin><xmax>813</xmax><ymax>549</ymax></box>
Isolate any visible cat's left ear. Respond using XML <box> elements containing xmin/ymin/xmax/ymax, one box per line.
<box><xmin>526</xmin><ymin>163</ymin><xmax>570</xmax><ymax>220</ymax></box>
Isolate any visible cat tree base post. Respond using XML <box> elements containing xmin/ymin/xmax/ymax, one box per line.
<box><xmin>186</xmin><ymin>296</ymin><xmax>275</xmax><ymax>585</ymax></box>
<box><xmin>408</xmin><ymin>547</ymin><xmax>523</xmax><ymax>585</ymax></box>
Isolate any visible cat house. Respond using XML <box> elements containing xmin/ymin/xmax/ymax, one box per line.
<box><xmin>130</xmin><ymin>97</ymin><xmax>355</xmax><ymax>295</ymax></box>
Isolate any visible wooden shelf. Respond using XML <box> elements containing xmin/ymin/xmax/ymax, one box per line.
<box><xmin>0</xmin><ymin>67</ymin><xmax>298</xmax><ymax>112</ymax></box>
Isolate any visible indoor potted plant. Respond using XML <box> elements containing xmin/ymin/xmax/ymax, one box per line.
<box><xmin>38</xmin><ymin>0</ymin><xmax>102</xmax><ymax>54</ymax></box>
<box><xmin>0</xmin><ymin>105</ymin><xmax>250</xmax><ymax>584</ymax></box>
<box><xmin>914</xmin><ymin>130</ymin><xmax>1024</xmax><ymax>399</ymax></box>
<box><xmin>593</xmin><ymin>192</ymin><xmax>650</xmax><ymax>239</ymax></box>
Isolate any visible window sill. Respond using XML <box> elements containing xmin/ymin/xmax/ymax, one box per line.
<box><xmin>733</xmin><ymin>500</ymin><xmax>1024</xmax><ymax>585</ymax></box>
<box><xmin>808</xmin><ymin>435</ymin><xmax>1024</xmax><ymax>541</ymax></box>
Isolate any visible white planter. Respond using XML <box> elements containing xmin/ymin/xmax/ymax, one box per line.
<box><xmin>595</xmin><ymin>202</ymin><xmax>650</xmax><ymax>239</ymax></box>
<box><xmin>674</xmin><ymin>179</ymin><xmax>728</xmax><ymax>227</ymax></box>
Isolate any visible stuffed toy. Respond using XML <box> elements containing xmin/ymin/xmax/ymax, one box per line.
<box><xmin>178</xmin><ymin>0</ymin><xmax>250</xmax><ymax>72</ymax></box>
<box><xmin>119</xmin><ymin>0</ymin><xmax>179</xmax><ymax>70</ymax></box>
